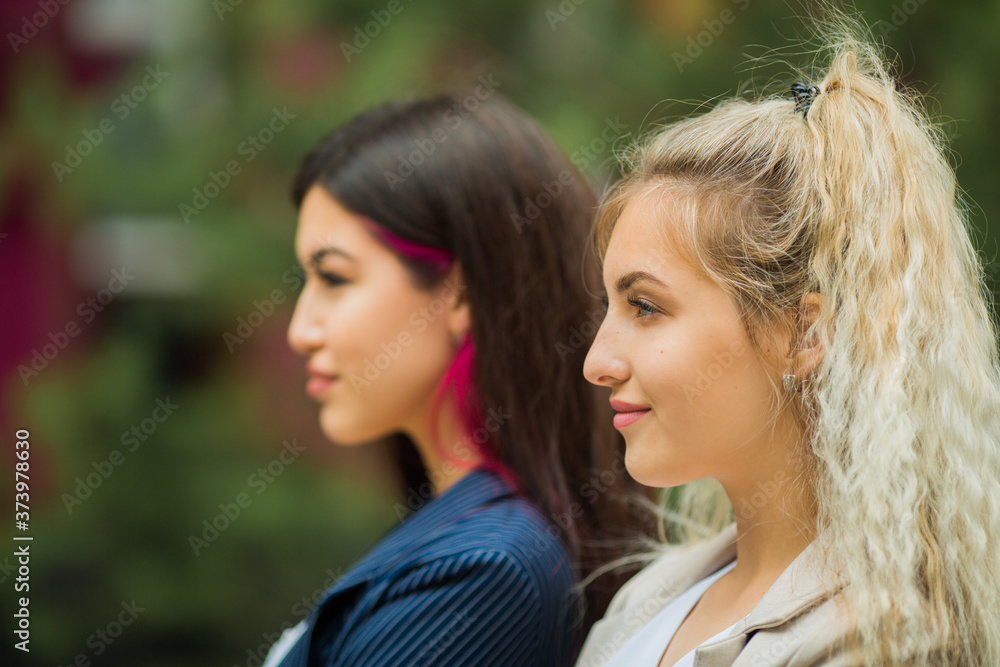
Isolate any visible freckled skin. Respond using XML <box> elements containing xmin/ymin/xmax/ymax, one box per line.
<box><xmin>584</xmin><ymin>193</ymin><xmax>822</xmax><ymax>665</ymax></box>
<box><xmin>583</xmin><ymin>196</ymin><xmax>787</xmax><ymax>494</ymax></box>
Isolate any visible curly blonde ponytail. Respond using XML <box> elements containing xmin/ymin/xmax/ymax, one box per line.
<box><xmin>596</xmin><ymin>11</ymin><xmax>1000</xmax><ymax>665</ymax></box>
<box><xmin>806</xmin><ymin>23</ymin><xmax>1000</xmax><ymax>666</ymax></box>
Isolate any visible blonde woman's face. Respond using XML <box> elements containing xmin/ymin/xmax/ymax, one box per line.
<box><xmin>583</xmin><ymin>196</ymin><xmax>785</xmax><ymax>489</ymax></box>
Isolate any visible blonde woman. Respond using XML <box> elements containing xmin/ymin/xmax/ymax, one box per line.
<box><xmin>575</xmin><ymin>15</ymin><xmax>1000</xmax><ymax>667</ymax></box>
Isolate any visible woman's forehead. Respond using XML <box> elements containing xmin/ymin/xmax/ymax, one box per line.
<box><xmin>604</xmin><ymin>188</ymin><xmax>701</xmax><ymax>274</ymax></box>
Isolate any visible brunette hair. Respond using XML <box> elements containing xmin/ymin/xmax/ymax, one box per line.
<box><xmin>291</xmin><ymin>91</ymin><xmax>656</xmax><ymax>646</ymax></box>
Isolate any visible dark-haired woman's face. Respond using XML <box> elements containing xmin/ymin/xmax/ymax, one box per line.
<box><xmin>287</xmin><ymin>186</ymin><xmax>468</xmax><ymax>446</ymax></box>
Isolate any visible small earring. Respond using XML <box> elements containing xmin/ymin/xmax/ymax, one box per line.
<box><xmin>451</xmin><ymin>331</ymin><xmax>465</xmax><ymax>347</ymax></box>
<box><xmin>783</xmin><ymin>374</ymin><xmax>800</xmax><ymax>393</ymax></box>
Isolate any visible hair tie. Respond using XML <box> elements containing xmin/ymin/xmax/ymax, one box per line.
<box><xmin>790</xmin><ymin>82</ymin><xmax>821</xmax><ymax>119</ymax></box>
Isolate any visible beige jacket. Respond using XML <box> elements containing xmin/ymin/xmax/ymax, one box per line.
<box><xmin>576</xmin><ymin>523</ymin><xmax>857</xmax><ymax>667</ymax></box>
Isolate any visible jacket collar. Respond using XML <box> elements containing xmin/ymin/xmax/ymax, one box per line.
<box><xmin>279</xmin><ymin>467</ymin><xmax>517</xmax><ymax>667</ymax></box>
<box><xmin>736</xmin><ymin>526</ymin><xmax>841</xmax><ymax>634</ymax></box>
<box><xmin>663</xmin><ymin>522</ymin><xmax>840</xmax><ymax>629</ymax></box>
<box><xmin>579</xmin><ymin>521</ymin><xmax>843</xmax><ymax>667</ymax></box>
<box><xmin>686</xmin><ymin>523</ymin><xmax>843</xmax><ymax>664</ymax></box>
<box><xmin>318</xmin><ymin>466</ymin><xmax>516</xmax><ymax>599</ymax></box>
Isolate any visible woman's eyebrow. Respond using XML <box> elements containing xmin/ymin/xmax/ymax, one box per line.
<box><xmin>307</xmin><ymin>246</ymin><xmax>355</xmax><ymax>269</ymax></box>
<box><xmin>614</xmin><ymin>270</ymin><xmax>668</xmax><ymax>293</ymax></box>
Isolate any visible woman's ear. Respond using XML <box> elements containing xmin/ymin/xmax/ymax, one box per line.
<box><xmin>790</xmin><ymin>292</ymin><xmax>825</xmax><ymax>378</ymax></box>
<box><xmin>444</xmin><ymin>262</ymin><xmax>470</xmax><ymax>340</ymax></box>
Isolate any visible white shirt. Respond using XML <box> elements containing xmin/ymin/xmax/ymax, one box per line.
<box><xmin>605</xmin><ymin>559</ymin><xmax>738</xmax><ymax>667</ymax></box>
<box><xmin>261</xmin><ymin>620</ymin><xmax>306</xmax><ymax>667</ymax></box>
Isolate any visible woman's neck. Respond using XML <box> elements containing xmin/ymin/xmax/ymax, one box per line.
<box><xmin>723</xmin><ymin>425</ymin><xmax>818</xmax><ymax>586</ymax></box>
<box><xmin>403</xmin><ymin>395</ymin><xmax>485</xmax><ymax>497</ymax></box>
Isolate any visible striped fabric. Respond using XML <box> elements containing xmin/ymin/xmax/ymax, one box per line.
<box><xmin>274</xmin><ymin>467</ymin><xmax>579</xmax><ymax>666</ymax></box>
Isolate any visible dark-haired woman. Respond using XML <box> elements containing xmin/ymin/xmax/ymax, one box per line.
<box><xmin>263</xmin><ymin>92</ymin><xmax>653</xmax><ymax>666</ymax></box>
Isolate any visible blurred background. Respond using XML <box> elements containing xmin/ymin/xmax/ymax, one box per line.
<box><xmin>2</xmin><ymin>1</ymin><xmax>998</xmax><ymax>665</ymax></box>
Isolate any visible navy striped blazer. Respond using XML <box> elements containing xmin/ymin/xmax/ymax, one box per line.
<box><xmin>272</xmin><ymin>467</ymin><xmax>579</xmax><ymax>666</ymax></box>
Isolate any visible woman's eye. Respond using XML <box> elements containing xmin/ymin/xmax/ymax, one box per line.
<box><xmin>626</xmin><ymin>295</ymin><xmax>658</xmax><ymax>318</ymax></box>
<box><xmin>600</xmin><ymin>294</ymin><xmax>610</xmax><ymax>312</ymax></box>
<box><xmin>318</xmin><ymin>271</ymin><xmax>347</xmax><ymax>287</ymax></box>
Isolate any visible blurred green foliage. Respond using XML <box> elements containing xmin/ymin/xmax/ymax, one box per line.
<box><xmin>2</xmin><ymin>1</ymin><xmax>998</xmax><ymax>665</ymax></box>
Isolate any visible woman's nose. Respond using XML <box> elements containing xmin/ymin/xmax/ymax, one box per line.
<box><xmin>583</xmin><ymin>319</ymin><xmax>629</xmax><ymax>387</ymax></box>
<box><xmin>287</xmin><ymin>286</ymin><xmax>324</xmax><ymax>356</ymax></box>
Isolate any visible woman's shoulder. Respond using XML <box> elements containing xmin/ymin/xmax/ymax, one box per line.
<box><xmin>300</xmin><ymin>494</ymin><xmax>579</xmax><ymax>667</ymax></box>
<box><xmin>577</xmin><ymin>525</ymin><xmax>853</xmax><ymax>667</ymax></box>
<box><xmin>604</xmin><ymin>524</ymin><xmax>739</xmax><ymax>617</ymax></box>
<box><xmin>367</xmin><ymin>469</ymin><xmax>576</xmax><ymax>613</ymax></box>
<box><xmin>399</xmin><ymin>469</ymin><xmax>570</xmax><ymax>567</ymax></box>
<box><xmin>576</xmin><ymin>525</ymin><xmax>739</xmax><ymax>666</ymax></box>
<box><xmin>352</xmin><ymin>490</ymin><xmax>578</xmax><ymax>665</ymax></box>
<box><xmin>409</xmin><ymin>491</ymin><xmax>574</xmax><ymax>592</ymax></box>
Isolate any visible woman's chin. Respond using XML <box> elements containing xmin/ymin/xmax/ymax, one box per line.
<box><xmin>318</xmin><ymin>410</ymin><xmax>387</xmax><ymax>446</ymax></box>
<box><xmin>624</xmin><ymin>447</ymin><xmax>693</xmax><ymax>489</ymax></box>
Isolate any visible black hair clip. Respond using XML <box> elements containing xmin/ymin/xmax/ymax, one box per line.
<box><xmin>790</xmin><ymin>82</ymin><xmax>820</xmax><ymax>119</ymax></box>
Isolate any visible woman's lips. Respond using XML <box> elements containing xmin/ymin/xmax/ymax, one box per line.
<box><xmin>612</xmin><ymin>409</ymin><xmax>650</xmax><ymax>429</ymax></box>
<box><xmin>609</xmin><ymin>399</ymin><xmax>651</xmax><ymax>430</ymax></box>
<box><xmin>306</xmin><ymin>375</ymin><xmax>338</xmax><ymax>399</ymax></box>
